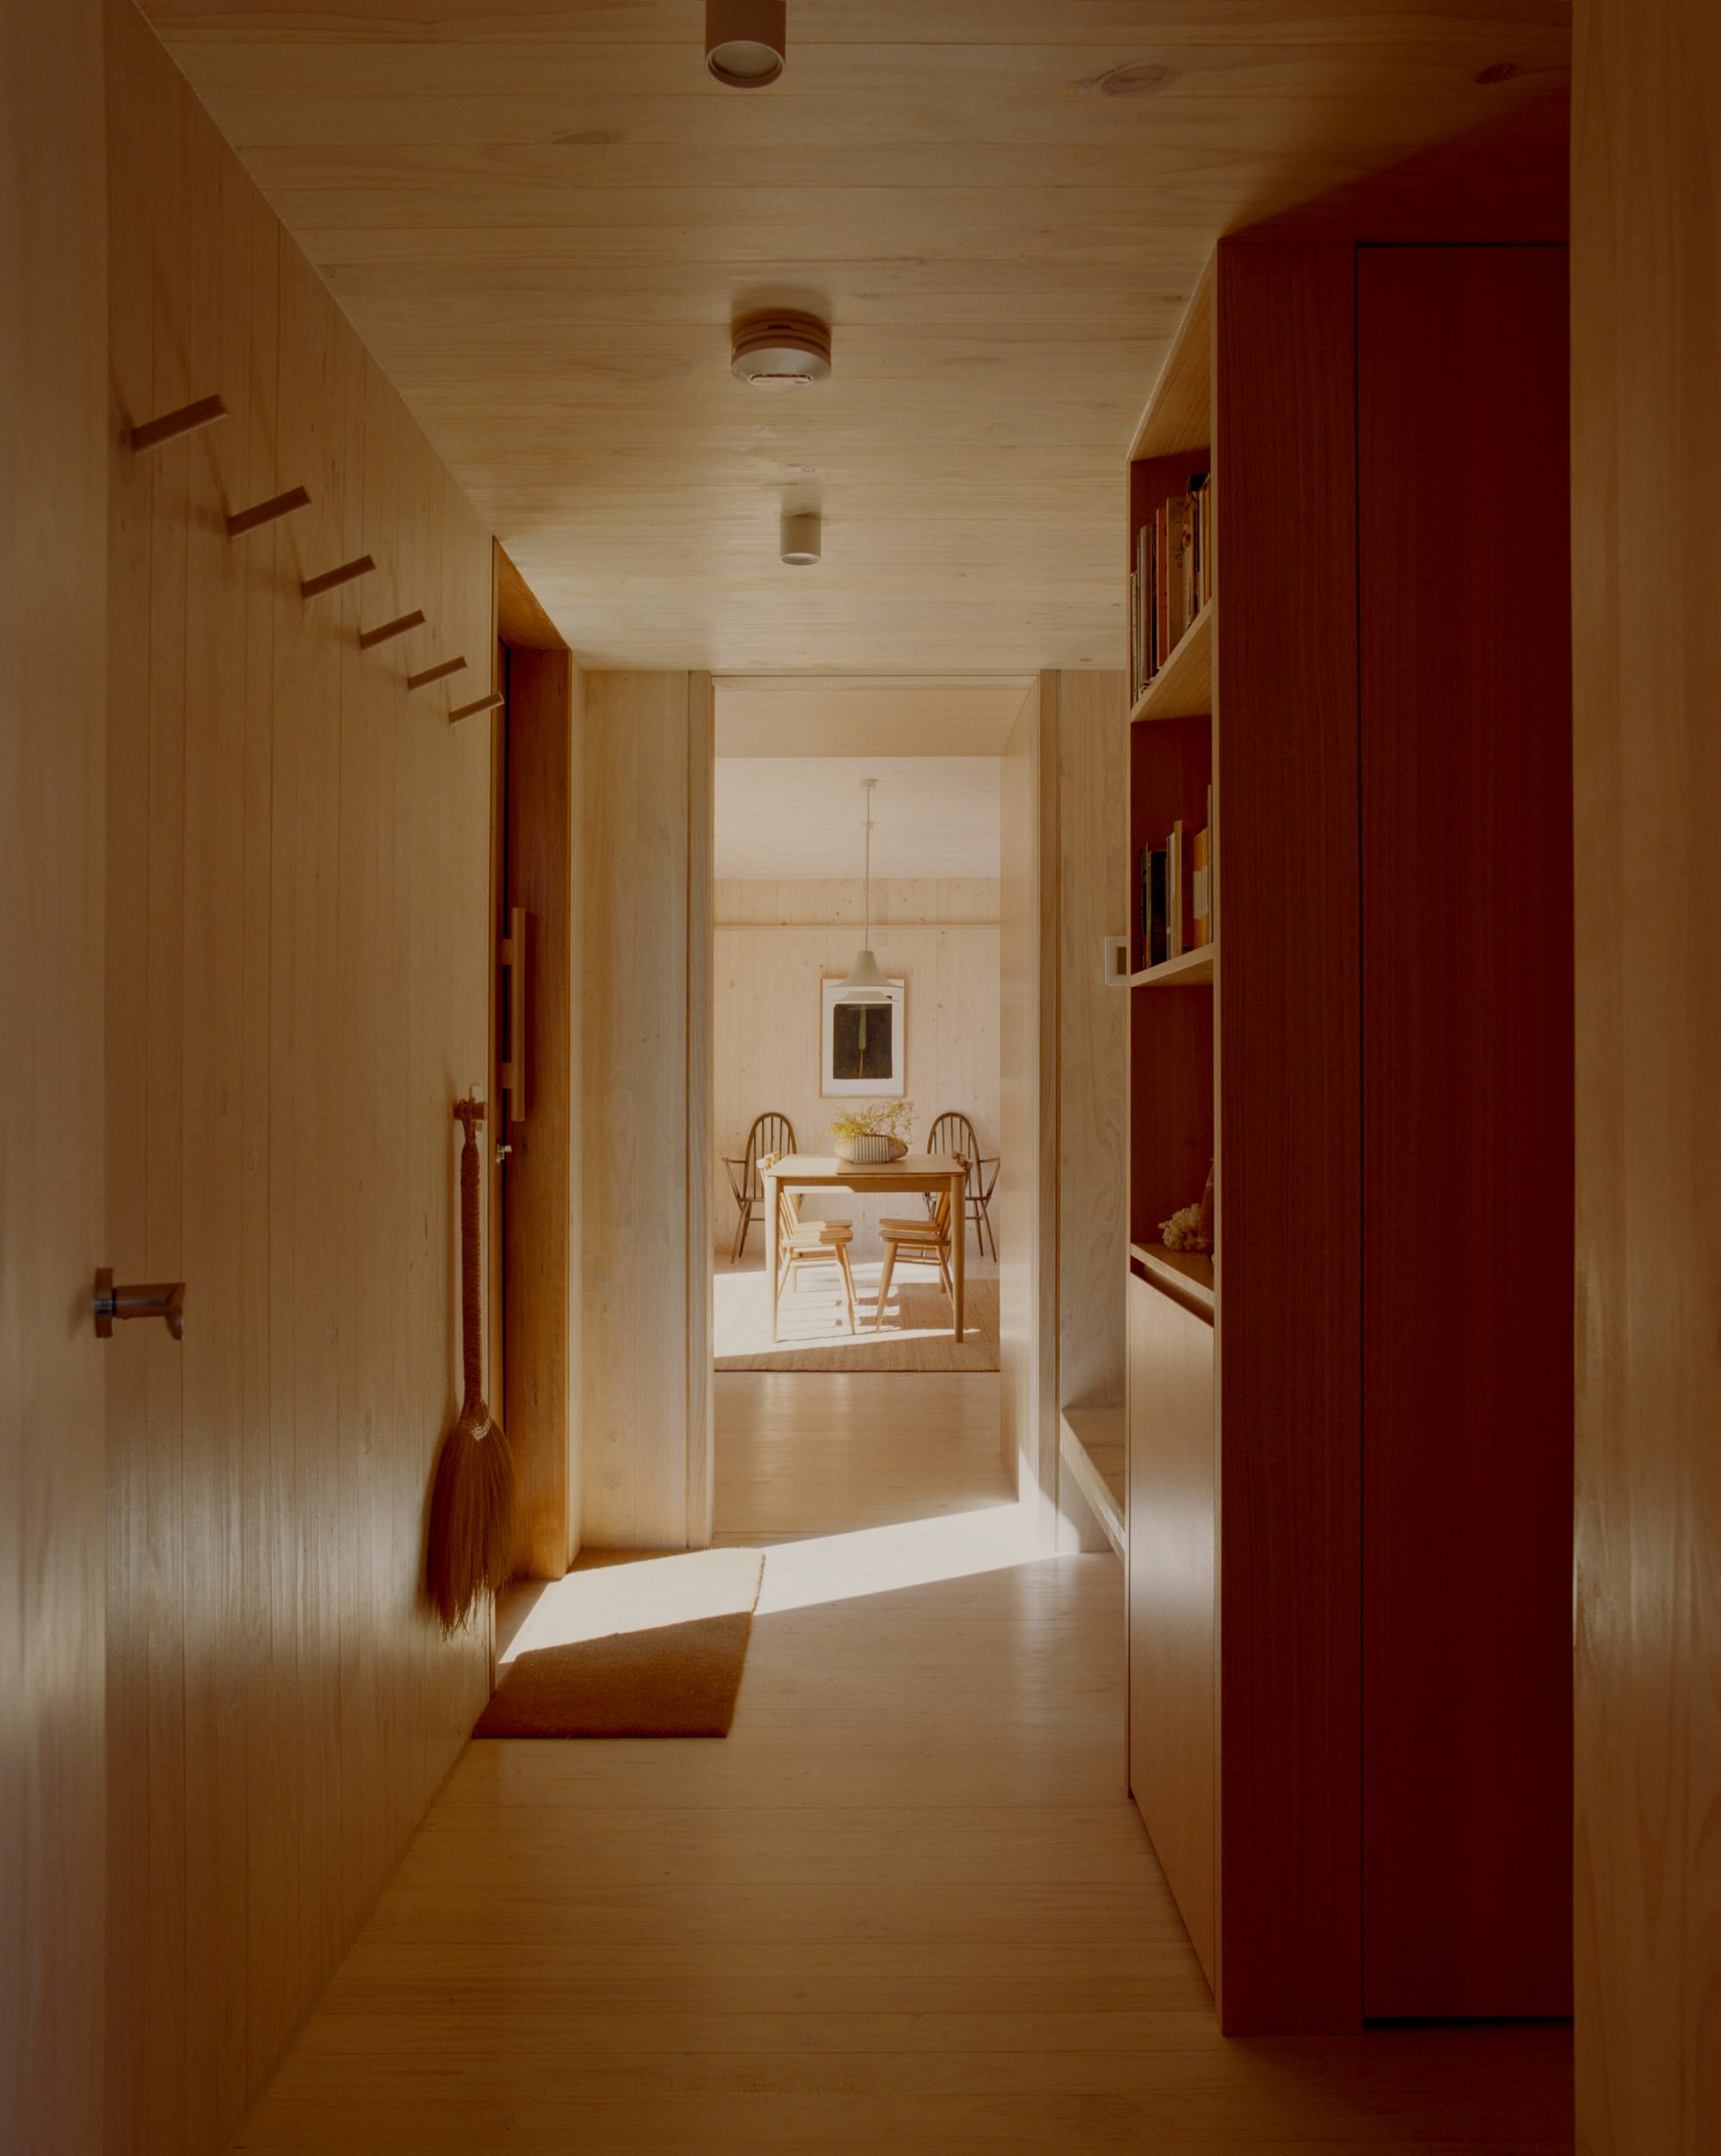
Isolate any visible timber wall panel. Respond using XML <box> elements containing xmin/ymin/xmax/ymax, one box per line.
<box><xmin>581</xmin><ymin>670</ymin><xmax>712</xmax><ymax>1550</ymax></box>
<box><xmin>103</xmin><ymin>9</ymin><xmax>495</xmax><ymax>2152</ymax></box>
<box><xmin>997</xmin><ymin>684</ymin><xmax>1058</xmax><ymax>1535</ymax></box>
<box><xmin>1054</xmin><ymin>673</ymin><xmax>1128</xmax><ymax>1417</ymax></box>
<box><xmin>1572</xmin><ymin>0</ymin><xmax>1721</xmax><ymax>2146</ymax></box>
<box><xmin>0</xmin><ymin>0</ymin><xmax>108</xmax><ymax>2147</ymax></box>
<box><xmin>687</xmin><ymin>673</ymin><xmax>715</xmax><ymax>1548</ymax></box>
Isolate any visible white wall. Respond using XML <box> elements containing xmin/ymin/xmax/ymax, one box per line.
<box><xmin>714</xmin><ymin>880</ymin><xmax>1000</xmax><ymax>1261</ymax></box>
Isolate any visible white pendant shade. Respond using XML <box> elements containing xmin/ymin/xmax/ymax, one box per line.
<box><xmin>837</xmin><ymin>946</ymin><xmax>891</xmax><ymax>1004</ymax></box>
<box><xmin>836</xmin><ymin>777</ymin><xmax>892</xmax><ymax>1004</ymax></box>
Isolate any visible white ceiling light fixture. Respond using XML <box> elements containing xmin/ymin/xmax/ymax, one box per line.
<box><xmin>780</xmin><ymin>509</ymin><xmax>821</xmax><ymax>566</ymax></box>
<box><xmin>838</xmin><ymin>778</ymin><xmax>891</xmax><ymax>1004</ymax></box>
<box><xmin>706</xmin><ymin>0</ymin><xmax>786</xmax><ymax>89</ymax></box>
<box><xmin>731</xmin><ymin>311</ymin><xmax>832</xmax><ymax>388</ymax></box>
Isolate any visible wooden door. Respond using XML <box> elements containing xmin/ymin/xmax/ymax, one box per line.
<box><xmin>1358</xmin><ymin>243</ymin><xmax>1574</xmax><ymax>2017</ymax></box>
<box><xmin>501</xmin><ymin>639</ymin><xmax>579</xmax><ymax>1577</ymax></box>
<box><xmin>1126</xmin><ymin>1266</ymin><xmax>1217</xmax><ymax>1983</ymax></box>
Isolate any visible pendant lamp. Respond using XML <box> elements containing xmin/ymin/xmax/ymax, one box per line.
<box><xmin>838</xmin><ymin>778</ymin><xmax>891</xmax><ymax>1004</ymax></box>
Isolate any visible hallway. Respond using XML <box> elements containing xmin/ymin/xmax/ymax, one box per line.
<box><xmin>230</xmin><ymin>1377</ymin><xmax>1571</xmax><ymax>2153</ymax></box>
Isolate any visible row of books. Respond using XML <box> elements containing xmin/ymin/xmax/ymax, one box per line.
<box><xmin>1135</xmin><ymin>789</ymin><xmax>1213</xmax><ymax>971</ymax></box>
<box><xmin>1130</xmin><ymin>471</ymin><xmax>1212</xmax><ymax>701</ymax></box>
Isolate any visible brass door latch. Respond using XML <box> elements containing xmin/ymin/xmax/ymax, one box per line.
<box><xmin>93</xmin><ymin>1268</ymin><xmax>186</xmax><ymax>1341</ymax></box>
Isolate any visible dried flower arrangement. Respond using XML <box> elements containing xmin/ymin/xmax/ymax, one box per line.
<box><xmin>1160</xmin><ymin>1202</ymin><xmax>1210</xmax><ymax>1251</ymax></box>
<box><xmin>1161</xmin><ymin>1161</ymin><xmax>1216</xmax><ymax>1253</ymax></box>
<box><xmin>829</xmin><ymin>1099</ymin><xmax>915</xmax><ymax>1145</ymax></box>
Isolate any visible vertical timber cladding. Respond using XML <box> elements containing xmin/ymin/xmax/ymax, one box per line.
<box><xmin>103</xmin><ymin>5</ymin><xmax>496</xmax><ymax>2150</ymax></box>
<box><xmin>2</xmin><ymin>0</ymin><xmax>108</xmax><ymax>2149</ymax></box>
<box><xmin>581</xmin><ymin>672</ymin><xmax>713</xmax><ymax>1549</ymax></box>
<box><xmin>1573</xmin><ymin>1</ymin><xmax>1721</xmax><ymax>2148</ymax></box>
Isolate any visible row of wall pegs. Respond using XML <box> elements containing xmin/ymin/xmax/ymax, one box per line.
<box><xmin>128</xmin><ymin>388</ymin><xmax>497</xmax><ymax>725</ymax></box>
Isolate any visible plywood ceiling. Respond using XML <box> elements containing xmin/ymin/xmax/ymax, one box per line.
<box><xmin>149</xmin><ymin>2</ymin><xmax>1570</xmax><ymax>673</ymax></box>
<box><xmin>715</xmin><ymin>757</ymin><xmax>1001</xmax><ymax>881</ymax></box>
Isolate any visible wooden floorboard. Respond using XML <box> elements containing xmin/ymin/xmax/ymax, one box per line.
<box><xmin>229</xmin><ymin>1373</ymin><xmax>1573</xmax><ymax>2153</ymax></box>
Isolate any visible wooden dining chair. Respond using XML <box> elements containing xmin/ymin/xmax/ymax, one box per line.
<box><xmin>874</xmin><ymin>1179</ymin><xmax>959</xmax><ymax>1330</ymax></box>
<box><xmin>927</xmin><ymin>1110</ymin><xmax>1001</xmax><ymax>1259</ymax></box>
<box><xmin>775</xmin><ymin>1183</ymin><xmax>860</xmax><ymax>1334</ymax></box>
<box><xmin>722</xmin><ymin>1110</ymin><xmax>797</xmax><ymax>1262</ymax></box>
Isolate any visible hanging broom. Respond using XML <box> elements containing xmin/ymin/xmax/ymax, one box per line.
<box><xmin>426</xmin><ymin>1097</ymin><xmax>515</xmax><ymax>1634</ymax></box>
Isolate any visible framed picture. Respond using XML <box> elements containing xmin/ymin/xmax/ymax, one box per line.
<box><xmin>820</xmin><ymin>978</ymin><xmax>906</xmax><ymax>1098</ymax></box>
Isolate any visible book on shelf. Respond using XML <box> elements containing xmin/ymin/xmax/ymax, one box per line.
<box><xmin>1195</xmin><ymin>783</ymin><xmax>1214</xmax><ymax>944</ymax></box>
<box><xmin>1168</xmin><ymin>820</ymin><xmax>1185</xmax><ymax>956</ymax></box>
<box><xmin>1155</xmin><ymin>503</ymin><xmax>1171</xmax><ymax>682</ymax></box>
<box><xmin>1136</xmin><ymin>844</ymin><xmax>1168</xmax><ymax>971</ymax></box>
<box><xmin>1191</xmin><ymin>826</ymin><xmax>1209</xmax><ymax>950</ymax></box>
<box><xmin>1131</xmin><ymin>470</ymin><xmax>1212</xmax><ymax>702</ymax></box>
<box><xmin>1129</xmin><ymin>568</ymin><xmax>1141</xmax><ymax>707</ymax></box>
<box><xmin>1137</xmin><ymin>797</ymin><xmax>1212</xmax><ymax>973</ymax></box>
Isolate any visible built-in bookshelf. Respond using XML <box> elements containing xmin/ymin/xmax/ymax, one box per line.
<box><xmin>1125</xmin><ymin>262</ymin><xmax>1216</xmax><ymax>1276</ymax></box>
<box><xmin>1126</xmin><ymin>943</ymin><xmax>1212</xmax><ymax>990</ymax></box>
<box><xmin>1120</xmin><ymin>114</ymin><xmax>1575</xmax><ymax>2048</ymax></box>
<box><xmin>1130</xmin><ymin>597</ymin><xmax>1212</xmax><ymax>724</ymax></box>
<box><xmin>1129</xmin><ymin>1239</ymin><xmax>1214</xmax><ymax>1308</ymax></box>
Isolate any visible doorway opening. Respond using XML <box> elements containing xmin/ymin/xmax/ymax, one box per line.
<box><xmin>707</xmin><ymin>676</ymin><xmax>1027</xmax><ymax>1554</ymax></box>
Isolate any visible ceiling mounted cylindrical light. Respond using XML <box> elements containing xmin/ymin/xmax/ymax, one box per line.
<box><xmin>731</xmin><ymin>311</ymin><xmax>831</xmax><ymax>388</ymax></box>
<box><xmin>706</xmin><ymin>0</ymin><xmax>786</xmax><ymax>88</ymax></box>
<box><xmin>838</xmin><ymin>780</ymin><xmax>892</xmax><ymax>1005</ymax></box>
<box><xmin>780</xmin><ymin>509</ymin><xmax>821</xmax><ymax>566</ymax></box>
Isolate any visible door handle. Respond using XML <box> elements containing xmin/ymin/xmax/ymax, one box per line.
<box><xmin>499</xmin><ymin>905</ymin><xmax>527</xmax><ymax>1126</ymax></box>
<box><xmin>94</xmin><ymin>1268</ymin><xmax>186</xmax><ymax>1341</ymax></box>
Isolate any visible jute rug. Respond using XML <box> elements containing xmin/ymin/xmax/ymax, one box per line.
<box><xmin>714</xmin><ymin>1261</ymin><xmax>1000</xmax><ymax>1375</ymax></box>
<box><xmin>475</xmin><ymin>1548</ymin><xmax>764</xmax><ymax>1739</ymax></box>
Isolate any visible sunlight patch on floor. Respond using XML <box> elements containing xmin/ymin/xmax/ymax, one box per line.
<box><xmin>754</xmin><ymin>1500</ymin><xmax>1042</xmax><ymax>1616</ymax></box>
<box><xmin>496</xmin><ymin>1548</ymin><xmax>764</xmax><ymax>1665</ymax></box>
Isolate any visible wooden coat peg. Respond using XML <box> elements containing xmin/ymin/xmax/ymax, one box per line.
<box><xmin>226</xmin><ymin>485</ymin><xmax>310</xmax><ymax>538</ymax></box>
<box><xmin>130</xmin><ymin>393</ymin><xmax>229</xmax><ymax>453</ymax></box>
<box><xmin>300</xmin><ymin>553</ymin><xmax>376</xmax><ymax>600</ymax></box>
<box><xmin>448</xmin><ymin>692</ymin><xmax>505</xmax><ymax>726</ymax></box>
<box><xmin>407</xmin><ymin>656</ymin><xmax>466</xmax><ymax>692</ymax></box>
<box><xmin>359</xmin><ymin>608</ymin><xmax>425</xmax><ymax>650</ymax></box>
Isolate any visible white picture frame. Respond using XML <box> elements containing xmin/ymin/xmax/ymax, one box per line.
<box><xmin>820</xmin><ymin>977</ymin><xmax>906</xmax><ymax>1098</ymax></box>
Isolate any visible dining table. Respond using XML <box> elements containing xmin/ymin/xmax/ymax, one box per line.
<box><xmin>761</xmin><ymin>1152</ymin><xmax>968</xmax><ymax>1344</ymax></box>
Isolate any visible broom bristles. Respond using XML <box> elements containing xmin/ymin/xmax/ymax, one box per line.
<box><xmin>426</xmin><ymin>1410</ymin><xmax>515</xmax><ymax>1635</ymax></box>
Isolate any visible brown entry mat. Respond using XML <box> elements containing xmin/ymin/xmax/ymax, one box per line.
<box><xmin>474</xmin><ymin>1549</ymin><xmax>763</xmax><ymax>1739</ymax></box>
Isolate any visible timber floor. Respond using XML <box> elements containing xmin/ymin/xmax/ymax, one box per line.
<box><xmin>230</xmin><ymin>1372</ymin><xmax>1573</xmax><ymax>2153</ymax></box>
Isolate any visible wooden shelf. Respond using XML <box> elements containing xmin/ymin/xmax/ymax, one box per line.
<box><xmin>1128</xmin><ymin>942</ymin><xmax>1214</xmax><ymax>989</ymax></box>
<box><xmin>1059</xmin><ymin>1407</ymin><xmax>1126</xmax><ymax>1559</ymax></box>
<box><xmin>1128</xmin><ymin>259</ymin><xmax>1214</xmax><ymax>462</ymax></box>
<box><xmin>1130</xmin><ymin>599</ymin><xmax>1214</xmax><ymax>725</ymax></box>
<box><xmin>1129</xmin><ymin>1241</ymin><xmax>1216</xmax><ymax>1318</ymax></box>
